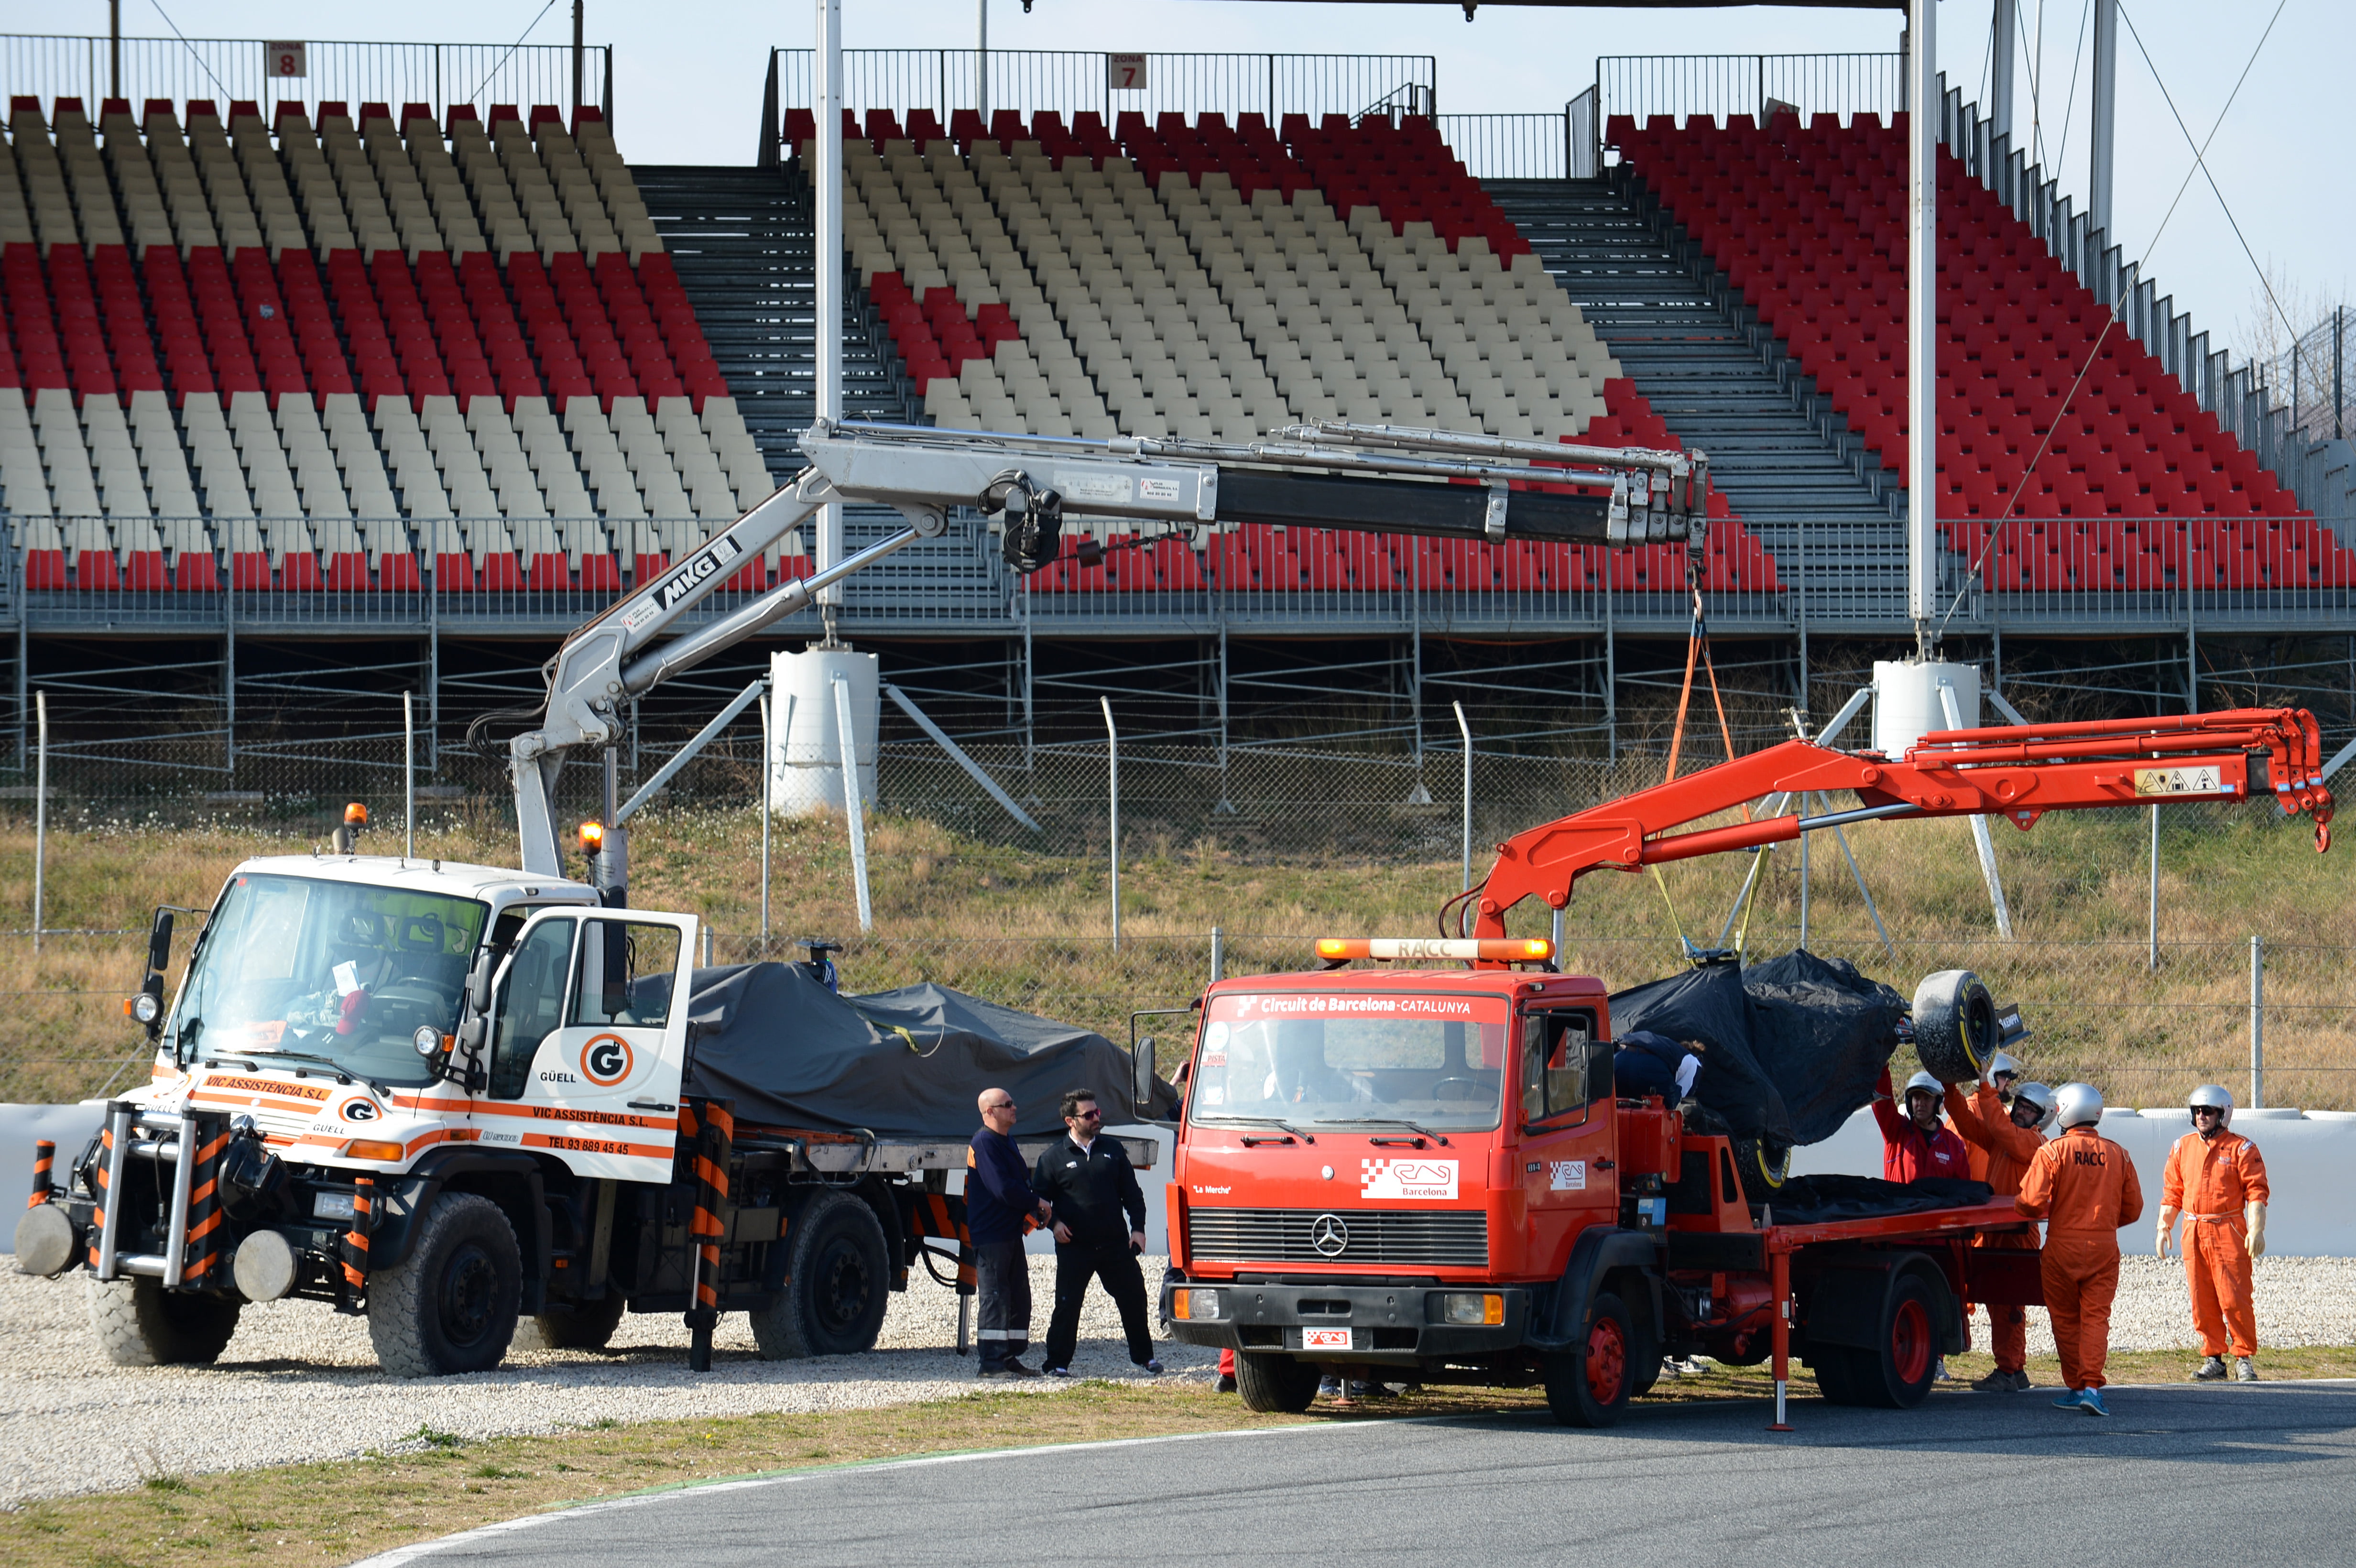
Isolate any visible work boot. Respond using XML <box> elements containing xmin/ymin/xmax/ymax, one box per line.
<box><xmin>2236</xmin><ymin>1357</ymin><xmax>2259</xmax><ymax>1383</ymax></box>
<box><xmin>1971</xmin><ymin>1368</ymin><xmax>2013</xmax><ymax>1392</ymax></box>
<box><xmin>1934</xmin><ymin>1358</ymin><xmax>1953</xmax><ymax>1382</ymax></box>
<box><xmin>2192</xmin><ymin>1355</ymin><xmax>2230</xmax><ymax>1381</ymax></box>
<box><xmin>2008</xmin><ymin>1370</ymin><xmax>2035</xmax><ymax>1392</ymax></box>
<box><xmin>2080</xmin><ymin>1387</ymin><xmax>2110</xmax><ymax>1416</ymax></box>
<box><xmin>1317</xmin><ymin>1375</ymin><xmax>1343</xmax><ymax>1400</ymax></box>
<box><xmin>1215</xmin><ymin>1373</ymin><xmax>1237</xmax><ymax>1394</ymax></box>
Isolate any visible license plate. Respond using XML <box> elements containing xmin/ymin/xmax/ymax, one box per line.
<box><xmin>1302</xmin><ymin>1328</ymin><xmax>1353</xmax><ymax>1351</ymax></box>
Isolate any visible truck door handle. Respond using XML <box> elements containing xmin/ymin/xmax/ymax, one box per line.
<box><xmin>629</xmin><ymin>1100</ymin><xmax>676</xmax><ymax>1112</ymax></box>
<box><xmin>1594</xmin><ymin>1158</ymin><xmax>1615</xmax><ymax>1170</ymax></box>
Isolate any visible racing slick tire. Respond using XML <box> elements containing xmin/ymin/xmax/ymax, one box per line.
<box><xmin>1234</xmin><ymin>1350</ymin><xmax>1321</xmax><ymax>1414</ymax></box>
<box><xmin>1545</xmin><ymin>1290</ymin><xmax>1634</xmax><ymax>1428</ymax></box>
<box><xmin>366</xmin><ymin>1192</ymin><xmax>523</xmax><ymax>1377</ymax></box>
<box><xmin>90</xmin><ymin>1275</ymin><xmax>241</xmax><ymax>1366</ymax></box>
<box><xmin>1913</xmin><ymin>970</ymin><xmax>2000</xmax><ymax>1085</ymax></box>
<box><xmin>748</xmin><ymin>1191</ymin><xmax>890</xmax><ymax>1359</ymax></box>
<box><xmin>1733</xmin><ymin>1134</ymin><xmax>1791</xmax><ymax>1206</ymax></box>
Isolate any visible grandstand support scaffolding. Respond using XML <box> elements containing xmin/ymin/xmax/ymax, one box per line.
<box><xmin>1988</xmin><ymin>0</ymin><xmax>2016</xmax><ymax>143</ymax></box>
<box><xmin>816</xmin><ymin>0</ymin><xmax>848</xmax><ymax>630</ymax></box>
<box><xmin>2090</xmin><ymin>0</ymin><xmax>2118</xmax><ymax>239</ymax></box>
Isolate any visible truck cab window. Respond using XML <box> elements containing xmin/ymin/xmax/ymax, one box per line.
<box><xmin>488</xmin><ymin>917</ymin><xmax>576</xmax><ymax>1099</ymax></box>
<box><xmin>570</xmin><ymin>920</ymin><xmax>682</xmax><ymax>1028</ymax></box>
<box><xmin>1521</xmin><ymin>1011</ymin><xmax>1592</xmax><ymax>1126</ymax></box>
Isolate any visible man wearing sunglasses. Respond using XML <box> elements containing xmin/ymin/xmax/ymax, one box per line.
<box><xmin>2157</xmin><ymin>1084</ymin><xmax>2271</xmax><ymax>1383</ymax></box>
<box><xmin>1033</xmin><ymin>1089</ymin><xmax>1162</xmax><ymax>1378</ymax></box>
<box><xmin>969</xmin><ymin>1087</ymin><xmax>1055</xmax><ymax>1378</ymax></box>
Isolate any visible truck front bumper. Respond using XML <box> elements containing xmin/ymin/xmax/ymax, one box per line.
<box><xmin>1160</xmin><ymin>1278</ymin><xmax>1533</xmax><ymax>1363</ymax></box>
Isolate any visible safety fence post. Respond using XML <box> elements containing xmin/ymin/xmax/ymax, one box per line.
<box><xmin>1103</xmin><ymin>695</ymin><xmax>1120</xmax><ymax>951</ymax></box>
<box><xmin>32</xmin><ymin>689</ymin><xmax>46</xmax><ymax>954</ymax></box>
<box><xmin>834</xmin><ymin>675</ymin><xmax>873</xmax><ymax>934</ymax></box>
<box><xmin>403</xmin><ymin>691</ymin><xmax>416</xmax><ymax>860</ymax></box>
<box><xmin>2147</xmin><ymin>804</ymin><xmax>2160</xmax><ymax>971</ymax></box>
<box><xmin>1209</xmin><ymin>925</ymin><xmax>1224</xmax><ymax>985</ymax></box>
<box><xmin>1455</xmin><ymin>700</ymin><xmax>1473</xmax><ymax>892</ymax></box>
<box><xmin>2248</xmin><ymin>934</ymin><xmax>2264</xmax><ymax>1110</ymax></box>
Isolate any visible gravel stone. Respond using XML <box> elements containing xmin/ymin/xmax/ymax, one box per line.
<box><xmin>5</xmin><ymin>1256</ymin><xmax>2350</xmax><ymax>1506</ymax></box>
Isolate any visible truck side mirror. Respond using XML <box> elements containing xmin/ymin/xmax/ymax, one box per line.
<box><xmin>1133</xmin><ymin>1036</ymin><xmax>1155</xmax><ymax>1114</ymax></box>
<box><xmin>466</xmin><ymin>949</ymin><xmax>496</xmax><ymax>1016</ymax></box>
<box><xmin>130</xmin><ymin>909</ymin><xmax>176</xmax><ymax>1040</ymax></box>
<box><xmin>147</xmin><ymin>910</ymin><xmax>175</xmax><ymax>976</ymax></box>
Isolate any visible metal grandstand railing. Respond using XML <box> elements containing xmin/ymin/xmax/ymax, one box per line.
<box><xmin>1597</xmin><ymin>52</ymin><xmax>1904</xmax><ymax>137</ymax></box>
<box><xmin>0</xmin><ymin>34</ymin><xmax>609</xmax><ymax>121</ymax></box>
<box><xmin>764</xmin><ymin>48</ymin><xmax>1436</xmax><ymax>134</ymax></box>
<box><xmin>1438</xmin><ymin>96</ymin><xmax>1599</xmax><ymax>181</ymax></box>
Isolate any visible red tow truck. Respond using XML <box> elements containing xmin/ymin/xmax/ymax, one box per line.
<box><xmin>1159</xmin><ymin>707</ymin><xmax>2334</xmax><ymax>1425</ymax></box>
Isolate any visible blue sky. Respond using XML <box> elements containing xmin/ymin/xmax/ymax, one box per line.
<box><xmin>9</xmin><ymin>1</ymin><xmax>2344</xmax><ymax>363</ymax></box>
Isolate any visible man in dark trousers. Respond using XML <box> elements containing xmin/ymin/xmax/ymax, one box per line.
<box><xmin>1033</xmin><ymin>1089</ymin><xmax>1163</xmax><ymax>1377</ymax></box>
<box><xmin>967</xmin><ymin>1087</ymin><xmax>1053</xmax><ymax>1378</ymax></box>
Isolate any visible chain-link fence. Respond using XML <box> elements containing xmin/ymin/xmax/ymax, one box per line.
<box><xmin>11</xmin><ymin>926</ymin><xmax>2352</xmax><ymax>1111</ymax></box>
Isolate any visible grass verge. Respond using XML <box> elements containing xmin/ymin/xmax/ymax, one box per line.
<box><xmin>10</xmin><ymin>1349</ymin><xmax>2356</xmax><ymax>1568</ymax></box>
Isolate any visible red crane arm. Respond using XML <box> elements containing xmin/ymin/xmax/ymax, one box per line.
<box><xmin>1465</xmin><ymin>707</ymin><xmax>2334</xmax><ymax>938</ymax></box>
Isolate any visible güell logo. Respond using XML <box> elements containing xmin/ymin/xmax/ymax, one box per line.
<box><xmin>581</xmin><ymin>1034</ymin><xmax>634</xmax><ymax>1087</ymax></box>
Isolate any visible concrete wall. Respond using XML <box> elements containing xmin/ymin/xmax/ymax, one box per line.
<box><xmin>1792</xmin><ymin>1105</ymin><xmax>2355</xmax><ymax>1256</ymax></box>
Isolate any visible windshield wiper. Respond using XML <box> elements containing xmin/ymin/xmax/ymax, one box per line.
<box><xmin>1320</xmin><ymin>1117</ymin><xmax>1452</xmax><ymax>1146</ymax></box>
<box><xmin>1195</xmin><ymin>1114</ymin><xmax>1313</xmax><ymax>1143</ymax></box>
<box><xmin>243</xmin><ymin>1049</ymin><xmax>380</xmax><ymax>1092</ymax></box>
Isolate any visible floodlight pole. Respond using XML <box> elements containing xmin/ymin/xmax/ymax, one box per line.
<box><xmin>1989</xmin><ymin>0</ymin><xmax>2016</xmax><ymax>142</ymax></box>
<box><xmin>2090</xmin><ymin>0</ymin><xmax>2118</xmax><ymax>238</ymax></box>
<box><xmin>815</xmin><ymin>0</ymin><xmax>845</xmax><ymax>639</ymax></box>
<box><xmin>1905</xmin><ymin>0</ymin><xmax>1938</xmax><ymax>650</ymax></box>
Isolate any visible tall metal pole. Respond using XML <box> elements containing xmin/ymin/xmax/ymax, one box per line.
<box><xmin>2089</xmin><ymin>0</ymin><xmax>2118</xmax><ymax>238</ymax></box>
<box><xmin>835</xmin><ymin>675</ymin><xmax>872</xmax><ymax>934</ymax></box>
<box><xmin>32</xmin><ymin>690</ymin><xmax>46</xmax><ymax>954</ymax></box>
<box><xmin>1989</xmin><ymin>0</ymin><xmax>2016</xmax><ymax>141</ymax></box>
<box><xmin>572</xmin><ymin>0</ymin><xmax>585</xmax><ymax>112</ymax></box>
<box><xmin>978</xmin><ymin>0</ymin><xmax>989</xmax><ymax>124</ymax></box>
<box><xmin>2147</xmin><ymin>803</ymin><xmax>2160</xmax><ymax>970</ymax></box>
<box><xmin>815</xmin><ymin>0</ymin><xmax>845</xmax><ymax>637</ymax></box>
<box><xmin>1454</xmin><ymin>700</ymin><xmax>1473</xmax><ymax>893</ymax></box>
<box><xmin>1102</xmin><ymin>695</ymin><xmax>1119</xmax><ymax>950</ymax></box>
<box><xmin>2248</xmin><ymin>934</ymin><xmax>2264</xmax><ymax>1110</ymax></box>
<box><xmin>404</xmin><ymin>691</ymin><xmax>416</xmax><ymax>860</ymax></box>
<box><xmin>1905</xmin><ymin>0</ymin><xmax>1939</xmax><ymax>647</ymax></box>
<box><xmin>760</xmin><ymin>678</ymin><xmax>773</xmax><ymax>954</ymax></box>
<box><xmin>109</xmin><ymin>0</ymin><xmax>120</xmax><ymax>101</ymax></box>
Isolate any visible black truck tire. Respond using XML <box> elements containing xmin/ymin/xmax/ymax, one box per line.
<box><xmin>1809</xmin><ymin>1348</ymin><xmax>1864</xmax><ymax>1406</ymax></box>
<box><xmin>89</xmin><ymin>1275</ymin><xmax>241</xmax><ymax>1366</ymax></box>
<box><xmin>1234</xmin><ymin>1350</ymin><xmax>1320</xmax><ymax>1414</ymax></box>
<box><xmin>748</xmin><ymin>1192</ymin><xmax>890</xmax><ymax>1360</ymax></box>
<box><xmin>512</xmin><ymin>1292</ymin><xmax>627</xmax><ymax>1352</ymax></box>
<box><xmin>366</xmin><ymin>1192</ymin><xmax>523</xmax><ymax>1377</ymax></box>
<box><xmin>1851</xmin><ymin>1271</ymin><xmax>1943</xmax><ymax>1409</ymax></box>
<box><xmin>1913</xmin><ymin>969</ymin><xmax>2000</xmax><ymax>1085</ymax></box>
<box><xmin>1545</xmin><ymin>1290</ymin><xmax>1634</xmax><ymax>1428</ymax></box>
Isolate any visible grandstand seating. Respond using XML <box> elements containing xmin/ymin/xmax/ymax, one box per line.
<box><xmin>1610</xmin><ymin>109</ymin><xmax>2349</xmax><ymax>592</ymax></box>
<box><xmin>1</xmin><ymin>93</ymin><xmax>772</xmax><ymax>590</ymax></box>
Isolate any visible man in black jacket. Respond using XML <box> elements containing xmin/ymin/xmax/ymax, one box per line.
<box><xmin>1032</xmin><ymin>1089</ymin><xmax>1162</xmax><ymax>1377</ymax></box>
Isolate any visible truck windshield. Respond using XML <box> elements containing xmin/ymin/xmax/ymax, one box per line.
<box><xmin>1186</xmin><ymin>991</ymin><xmax>1510</xmax><ymax>1133</ymax></box>
<box><xmin>169</xmin><ymin>873</ymin><xmax>490</xmax><ymax>1087</ymax></box>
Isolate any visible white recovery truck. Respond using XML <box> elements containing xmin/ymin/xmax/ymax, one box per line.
<box><xmin>12</xmin><ymin>418</ymin><xmax>1706</xmax><ymax>1375</ymax></box>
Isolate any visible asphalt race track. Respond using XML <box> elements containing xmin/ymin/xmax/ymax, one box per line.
<box><xmin>364</xmin><ymin>1383</ymin><xmax>2356</xmax><ymax>1567</ymax></box>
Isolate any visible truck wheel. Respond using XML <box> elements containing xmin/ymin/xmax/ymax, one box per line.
<box><xmin>512</xmin><ymin>1292</ymin><xmax>627</xmax><ymax>1352</ymax></box>
<box><xmin>1913</xmin><ymin>970</ymin><xmax>1999</xmax><ymax>1084</ymax></box>
<box><xmin>1545</xmin><ymin>1291</ymin><xmax>1633</xmax><ymax>1428</ymax></box>
<box><xmin>748</xmin><ymin>1192</ymin><xmax>890</xmax><ymax>1359</ymax></box>
<box><xmin>1733</xmin><ymin>1136</ymin><xmax>1790</xmax><ymax>1206</ymax></box>
<box><xmin>1809</xmin><ymin>1348</ymin><xmax>1864</xmax><ymax>1406</ymax></box>
<box><xmin>1851</xmin><ymin>1272</ymin><xmax>1942</xmax><ymax>1409</ymax></box>
<box><xmin>1233</xmin><ymin>1350</ymin><xmax>1320</xmax><ymax>1414</ymax></box>
<box><xmin>366</xmin><ymin>1192</ymin><xmax>523</xmax><ymax>1377</ymax></box>
<box><xmin>89</xmin><ymin>1276</ymin><xmax>241</xmax><ymax>1366</ymax></box>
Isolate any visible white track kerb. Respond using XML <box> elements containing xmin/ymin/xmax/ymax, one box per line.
<box><xmin>347</xmin><ymin>1423</ymin><xmax>1371</xmax><ymax>1568</ymax></box>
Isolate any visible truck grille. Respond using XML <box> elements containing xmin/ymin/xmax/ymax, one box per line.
<box><xmin>1186</xmin><ymin>1207</ymin><xmax>1489</xmax><ymax>1268</ymax></box>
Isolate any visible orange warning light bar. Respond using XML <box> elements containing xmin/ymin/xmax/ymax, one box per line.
<box><xmin>579</xmin><ymin>820</ymin><xmax>606</xmax><ymax>852</ymax></box>
<box><xmin>343</xmin><ymin>802</ymin><xmax>369</xmax><ymax>825</ymax></box>
<box><xmin>1315</xmin><ymin>936</ymin><xmax>1554</xmax><ymax>963</ymax></box>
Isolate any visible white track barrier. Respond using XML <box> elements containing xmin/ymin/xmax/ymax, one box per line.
<box><xmin>1792</xmin><ymin>1105</ymin><xmax>2356</xmax><ymax>1256</ymax></box>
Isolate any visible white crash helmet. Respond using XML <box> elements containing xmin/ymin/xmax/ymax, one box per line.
<box><xmin>1984</xmin><ymin>1051</ymin><xmax>2024</xmax><ymax>1089</ymax></box>
<box><xmin>2011</xmin><ymin>1080</ymin><xmax>2058</xmax><ymax>1132</ymax></box>
<box><xmin>1902</xmin><ymin>1070</ymin><xmax>1944</xmax><ymax>1111</ymax></box>
<box><xmin>2187</xmin><ymin>1082</ymin><xmax>2234</xmax><ymax>1128</ymax></box>
<box><xmin>2053</xmin><ymin>1081</ymin><xmax>2104</xmax><ymax>1130</ymax></box>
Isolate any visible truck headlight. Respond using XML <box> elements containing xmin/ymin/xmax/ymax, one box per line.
<box><xmin>1173</xmin><ymin>1288</ymin><xmax>1220</xmax><ymax>1320</ymax></box>
<box><xmin>131</xmin><ymin>993</ymin><xmax>162</xmax><ymax>1024</ymax></box>
<box><xmin>414</xmin><ymin>1025</ymin><xmax>443</xmax><ymax>1056</ymax></box>
<box><xmin>1440</xmin><ymin>1292</ymin><xmax>1504</xmax><ymax>1326</ymax></box>
<box><xmin>312</xmin><ymin>1191</ymin><xmax>358</xmax><ymax>1222</ymax></box>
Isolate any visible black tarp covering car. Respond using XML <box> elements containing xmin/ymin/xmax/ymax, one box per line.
<box><xmin>672</xmin><ymin>962</ymin><xmax>1178</xmax><ymax>1136</ymax></box>
<box><xmin>1610</xmin><ymin>949</ymin><xmax>1909</xmax><ymax>1148</ymax></box>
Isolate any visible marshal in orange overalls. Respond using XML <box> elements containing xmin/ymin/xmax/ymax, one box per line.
<box><xmin>1946</xmin><ymin>1085</ymin><xmax>2043</xmax><ymax>1376</ymax></box>
<box><xmin>2160</xmin><ymin>1129</ymin><xmax>2270</xmax><ymax>1360</ymax></box>
<box><xmin>2016</xmin><ymin>1126</ymin><xmax>2145</xmax><ymax>1392</ymax></box>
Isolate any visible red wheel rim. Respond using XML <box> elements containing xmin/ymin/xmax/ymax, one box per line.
<box><xmin>1585</xmin><ymin>1316</ymin><xmax>1626</xmax><ymax>1404</ymax></box>
<box><xmin>1890</xmin><ymin>1297</ymin><xmax>1932</xmax><ymax>1385</ymax></box>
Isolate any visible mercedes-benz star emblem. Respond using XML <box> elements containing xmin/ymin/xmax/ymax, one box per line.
<box><xmin>1309</xmin><ymin>1214</ymin><xmax>1349</xmax><ymax>1257</ymax></box>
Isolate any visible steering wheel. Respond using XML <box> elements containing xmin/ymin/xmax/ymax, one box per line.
<box><xmin>1430</xmin><ymin>1077</ymin><xmax>1488</xmax><ymax>1102</ymax></box>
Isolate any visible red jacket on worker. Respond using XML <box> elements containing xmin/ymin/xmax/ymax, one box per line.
<box><xmin>1873</xmin><ymin>1067</ymin><xmax>1972</xmax><ymax>1183</ymax></box>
